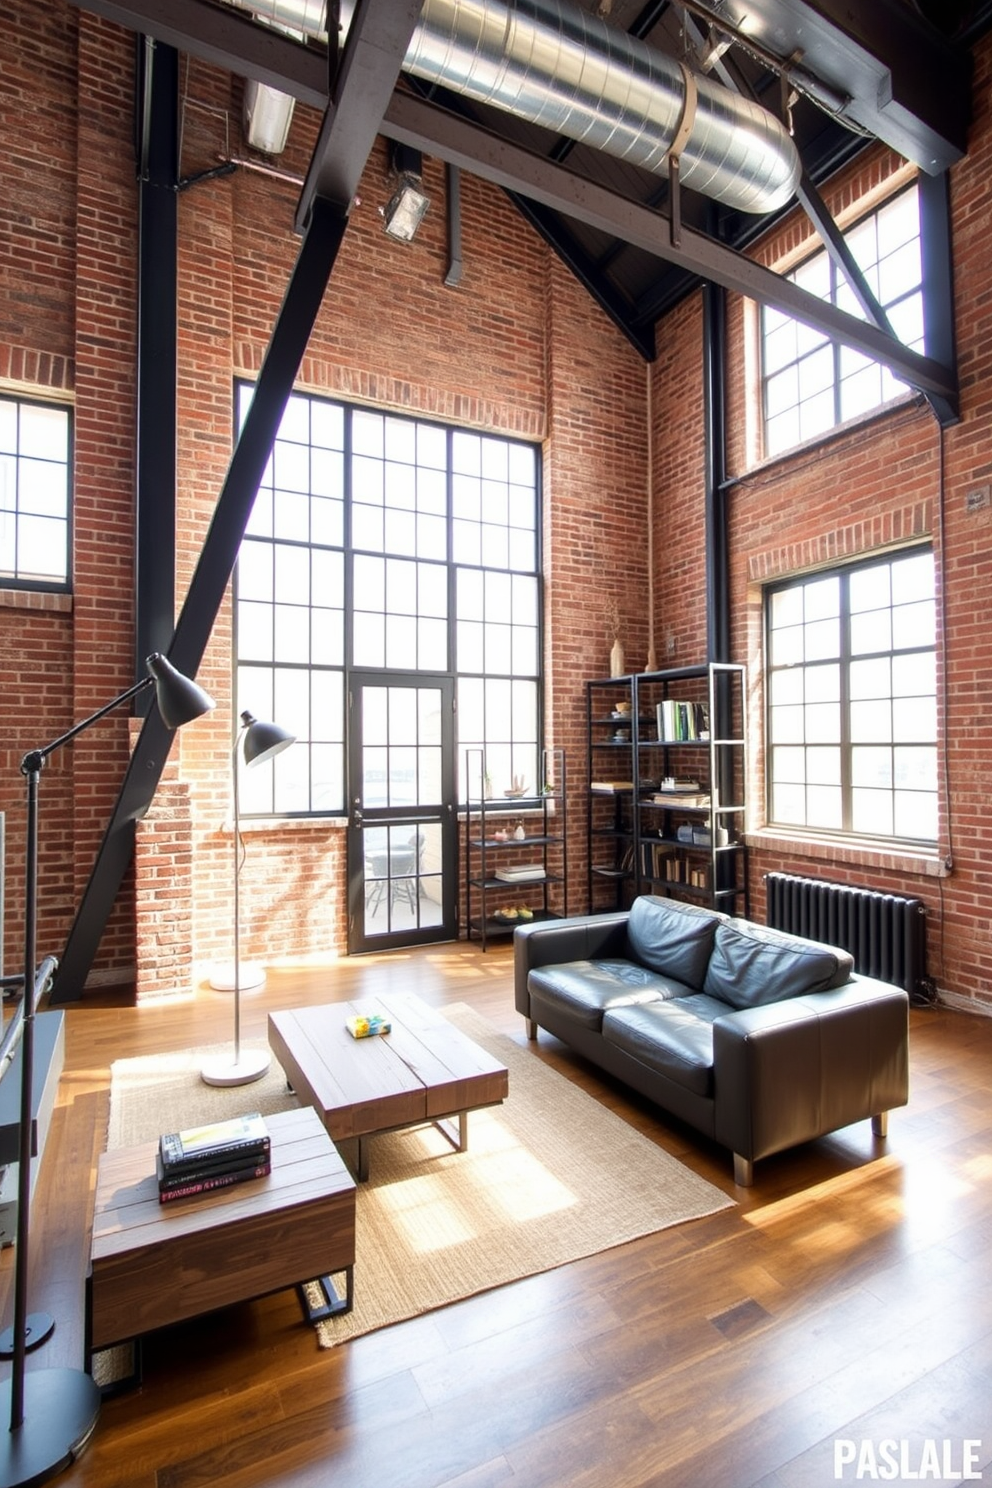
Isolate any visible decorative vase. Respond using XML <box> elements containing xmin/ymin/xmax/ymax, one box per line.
<box><xmin>609</xmin><ymin>638</ymin><xmax>625</xmax><ymax>677</ymax></box>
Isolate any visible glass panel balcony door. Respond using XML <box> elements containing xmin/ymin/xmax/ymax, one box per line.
<box><xmin>347</xmin><ymin>672</ymin><xmax>457</xmax><ymax>952</ymax></box>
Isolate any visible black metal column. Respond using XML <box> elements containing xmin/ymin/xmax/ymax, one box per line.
<box><xmin>135</xmin><ymin>37</ymin><xmax>179</xmax><ymax>685</ymax></box>
<box><xmin>703</xmin><ymin>279</ymin><xmax>729</xmax><ymax>667</ymax></box>
<box><xmin>52</xmin><ymin>198</ymin><xmax>349</xmax><ymax>1001</ymax></box>
<box><xmin>918</xmin><ymin>169</ymin><xmax>959</xmax><ymax>427</ymax></box>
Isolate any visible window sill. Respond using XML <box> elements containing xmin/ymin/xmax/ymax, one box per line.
<box><xmin>731</xmin><ymin>391</ymin><xmax>923</xmax><ymax>486</ymax></box>
<box><xmin>0</xmin><ymin>588</ymin><xmax>72</xmax><ymax>614</ymax></box>
<box><xmin>223</xmin><ymin>815</ymin><xmax>348</xmax><ymax>833</ymax></box>
<box><xmin>745</xmin><ymin>826</ymin><xmax>947</xmax><ymax>879</ymax></box>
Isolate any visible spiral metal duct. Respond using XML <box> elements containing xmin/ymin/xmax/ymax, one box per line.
<box><xmin>230</xmin><ymin>0</ymin><xmax>800</xmax><ymax>213</ymax></box>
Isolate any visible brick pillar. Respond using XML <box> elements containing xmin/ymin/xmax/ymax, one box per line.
<box><xmin>134</xmin><ymin>745</ymin><xmax>194</xmax><ymax>1001</ymax></box>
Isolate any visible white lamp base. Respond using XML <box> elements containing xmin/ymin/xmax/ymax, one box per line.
<box><xmin>200</xmin><ymin>1048</ymin><xmax>272</xmax><ymax>1087</ymax></box>
<box><xmin>208</xmin><ymin>961</ymin><xmax>267</xmax><ymax>992</ymax></box>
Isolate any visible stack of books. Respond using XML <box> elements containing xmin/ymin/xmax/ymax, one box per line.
<box><xmin>494</xmin><ymin>863</ymin><xmax>546</xmax><ymax>882</ymax></box>
<box><xmin>156</xmin><ymin>1112</ymin><xmax>271</xmax><ymax>1204</ymax></box>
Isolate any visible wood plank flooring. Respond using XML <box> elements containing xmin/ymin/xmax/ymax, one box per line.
<box><xmin>3</xmin><ymin>941</ymin><xmax>991</xmax><ymax>1487</ymax></box>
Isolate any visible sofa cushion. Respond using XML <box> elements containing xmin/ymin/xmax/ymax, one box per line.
<box><xmin>528</xmin><ymin>960</ymin><xmax>691</xmax><ymax>1031</ymax></box>
<box><xmin>703</xmin><ymin>919</ymin><xmax>855</xmax><ymax>1010</ymax></box>
<box><xmin>602</xmin><ymin>994</ymin><xmax>728</xmax><ymax>1098</ymax></box>
<box><xmin>626</xmin><ymin>895</ymin><xmax>723</xmax><ymax>990</ymax></box>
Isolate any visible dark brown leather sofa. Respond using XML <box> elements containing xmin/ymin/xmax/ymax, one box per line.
<box><xmin>514</xmin><ymin>895</ymin><xmax>909</xmax><ymax>1185</ymax></box>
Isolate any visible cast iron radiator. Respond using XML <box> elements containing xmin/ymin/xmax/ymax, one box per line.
<box><xmin>765</xmin><ymin>873</ymin><xmax>928</xmax><ymax>1003</ymax></box>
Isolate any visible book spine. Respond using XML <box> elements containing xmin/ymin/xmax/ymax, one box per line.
<box><xmin>157</xmin><ymin>1148</ymin><xmax>271</xmax><ymax>1188</ymax></box>
<box><xmin>159</xmin><ymin>1136</ymin><xmax>271</xmax><ymax>1175</ymax></box>
<box><xmin>158</xmin><ymin>1162</ymin><xmax>271</xmax><ymax>1203</ymax></box>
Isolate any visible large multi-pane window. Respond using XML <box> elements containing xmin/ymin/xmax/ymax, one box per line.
<box><xmin>762</xmin><ymin>186</ymin><xmax>923</xmax><ymax>458</ymax></box>
<box><xmin>234</xmin><ymin>386</ymin><xmax>541</xmax><ymax>816</ymax></box>
<box><xmin>0</xmin><ymin>394</ymin><xmax>71</xmax><ymax>588</ymax></box>
<box><xmin>766</xmin><ymin>548</ymin><xmax>937</xmax><ymax>844</ymax></box>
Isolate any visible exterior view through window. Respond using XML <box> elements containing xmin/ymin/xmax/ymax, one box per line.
<box><xmin>234</xmin><ymin>385</ymin><xmax>541</xmax><ymax>818</ymax></box>
<box><xmin>762</xmin><ymin>185</ymin><xmax>923</xmax><ymax>459</ymax></box>
<box><xmin>766</xmin><ymin>547</ymin><xmax>937</xmax><ymax>844</ymax></box>
<box><xmin>0</xmin><ymin>394</ymin><xmax>71</xmax><ymax>588</ymax></box>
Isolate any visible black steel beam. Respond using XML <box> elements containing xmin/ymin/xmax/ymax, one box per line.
<box><xmin>135</xmin><ymin>37</ymin><xmax>179</xmax><ymax>690</ymax></box>
<box><xmin>294</xmin><ymin>0</ymin><xmax>424</xmax><ymax>231</ymax></box>
<box><xmin>918</xmin><ymin>169</ymin><xmax>958</xmax><ymax>428</ymax></box>
<box><xmin>383</xmin><ymin>90</ymin><xmax>958</xmax><ymax>417</ymax></box>
<box><xmin>71</xmin><ymin>0</ymin><xmax>329</xmax><ymax>108</ymax></box>
<box><xmin>796</xmin><ymin>170</ymin><xmax>894</xmax><ymax>332</ymax></box>
<box><xmin>51</xmin><ymin>198</ymin><xmax>349</xmax><ymax>1002</ymax></box>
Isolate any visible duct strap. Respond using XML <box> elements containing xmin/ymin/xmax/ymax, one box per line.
<box><xmin>669</xmin><ymin>61</ymin><xmax>698</xmax><ymax>248</ymax></box>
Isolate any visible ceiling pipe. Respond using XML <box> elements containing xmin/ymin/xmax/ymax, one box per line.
<box><xmin>224</xmin><ymin>0</ymin><xmax>800</xmax><ymax>214</ymax></box>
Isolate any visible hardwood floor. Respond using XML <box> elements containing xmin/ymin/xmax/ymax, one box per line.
<box><xmin>4</xmin><ymin>942</ymin><xmax>992</xmax><ymax>1488</ymax></box>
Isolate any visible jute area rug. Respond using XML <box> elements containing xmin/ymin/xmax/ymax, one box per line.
<box><xmin>106</xmin><ymin>1004</ymin><xmax>733</xmax><ymax>1348</ymax></box>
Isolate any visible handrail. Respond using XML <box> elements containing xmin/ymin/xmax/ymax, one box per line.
<box><xmin>0</xmin><ymin>956</ymin><xmax>58</xmax><ymax>1088</ymax></box>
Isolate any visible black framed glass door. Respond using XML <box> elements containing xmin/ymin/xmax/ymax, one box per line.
<box><xmin>346</xmin><ymin>672</ymin><xmax>457</xmax><ymax>952</ymax></box>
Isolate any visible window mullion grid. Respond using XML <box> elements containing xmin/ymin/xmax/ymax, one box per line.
<box><xmin>344</xmin><ymin>406</ymin><xmax>355</xmax><ymax>672</ymax></box>
<box><xmin>446</xmin><ymin>428</ymin><xmax>456</xmax><ymax>677</ymax></box>
<box><xmin>838</xmin><ymin>571</ymin><xmax>854</xmax><ymax>833</ymax></box>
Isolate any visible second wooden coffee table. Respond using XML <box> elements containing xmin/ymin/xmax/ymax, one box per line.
<box><xmin>268</xmin><ymin>993</ymin><xmax>509</xmax><ymax>1181</ymax></box>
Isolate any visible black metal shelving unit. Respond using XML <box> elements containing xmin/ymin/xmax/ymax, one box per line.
<box><xmin>464</xmin><ymin>748</ymin><xmax>568</xmax><ymax>949</ymax></box>
<box><xmin>586</xmin><ymin>664</ymin><xmax>747</xmax><ymax>917</ymax></box>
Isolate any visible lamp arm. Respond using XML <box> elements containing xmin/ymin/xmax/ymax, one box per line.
<box><xmin>20</xmin><ymin>676</ymin><xmax>153</xmax><ymax>774</ymax></box>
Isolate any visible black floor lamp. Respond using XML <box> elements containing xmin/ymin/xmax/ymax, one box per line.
<box><xmin>0</xmin><ymin>652</ymin><xmax>214</xmax><ymax>1488</ymax></box>
<box><xmin>202</xmin><ymin>710</ymin><xmax>295</xmax><ymax>1088</ymax></box>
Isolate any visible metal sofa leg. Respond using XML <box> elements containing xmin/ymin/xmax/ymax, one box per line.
<box><xmin>871</xmin><ymin>1111</ymin><xmax>888</xmax><ymax>1138</ymax></box>
<box><xmin>733</xmin><ymin>1153</ymin><xmax>754</xmax><ymax>1187</ymax></box>
<box><xmin>525</xmin><ymin>1018</ymin><xmax>538</xmax><ymax>1040</ymax></box>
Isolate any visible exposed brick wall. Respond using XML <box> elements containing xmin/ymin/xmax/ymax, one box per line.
<box><xmin>6</xmin><ymin>1</ymin><xmax>992</xmax><ymax>1014</ymax></box>
<box><xmin>544</xmin><ymin>257</ymin><xmax>649</xmax><ymax>908</ymax></box>
<box><xmin>70</xmin><ymin>14</ymin><xmax>142</xmax><ymax>977</ymax></box>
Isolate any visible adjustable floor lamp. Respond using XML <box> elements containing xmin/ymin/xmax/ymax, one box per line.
<box><xmin>202</xmin><ymin>710</ymin><xmax>294</xmax><ymax>1088</ymax></box>
<box><xmin>0</xmin><ymin>652</ymin><xmax>214</xmax><ymax>1488</ymax></box>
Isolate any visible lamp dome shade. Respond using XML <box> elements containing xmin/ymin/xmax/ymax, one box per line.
<box><xmin>241</xmin><ymin>711</ymin><xmax>295</xmax><ymax>767</ymax></box>
<box><xmin>146</xmin><ymin>653</ymin><xmax>216</xmax><ymax>730</ymax></box>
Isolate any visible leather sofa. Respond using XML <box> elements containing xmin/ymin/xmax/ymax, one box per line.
<box><xmin>514</xmin><ymin>895</ymin><xmax>909</xmax><ymax>1185</ymax></box>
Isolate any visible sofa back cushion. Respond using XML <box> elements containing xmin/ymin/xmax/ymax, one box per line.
<box><xmin>627</xmin><ymin>896</ymin><xmax>723</xmax><ymax>990</ymax></box>
<box><xmin>703</xmin><ymin>919</ymin><xmax>855</xmax><ymax>1010</ymax></box>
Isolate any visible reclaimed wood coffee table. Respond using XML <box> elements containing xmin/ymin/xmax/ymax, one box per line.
<box><xmin>268</xmin><ymin>992</ymin><xmax>509</xmax><ymax>1181</ymax></box>
<box><xmin>87</xmin><ymin>1106</ymin><xmax>356</xmax><ymax>1381</ymax></box>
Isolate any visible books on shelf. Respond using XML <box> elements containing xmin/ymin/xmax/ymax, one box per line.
<box><xmin>590</xmin><ymin>780</ymin><xmax>634</xmax><ymax>792</ymax></box>
<box><xmin>656</xmin><ymin>699</ymin><xmax>709</xmax><ymax>742</ymax></box>
<box><xmin>649</xmin><ymin>793</ymin><xmax>710</xmax><ymax>809</ymax></box>
<box><xmin>495</xmin><ymin>863</ymin><xmax>546</xmax><ymax>881</ymax></box>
